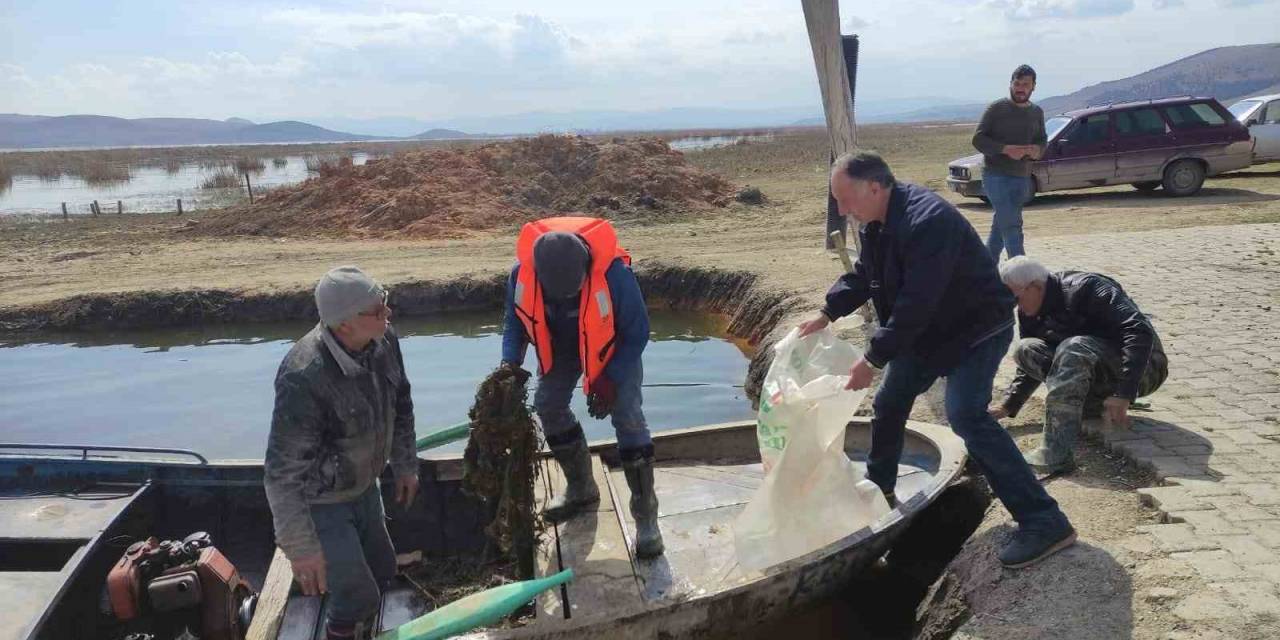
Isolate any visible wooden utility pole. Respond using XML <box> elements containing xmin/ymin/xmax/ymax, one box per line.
<box><xmin>803</xmin><ymin>0</ymin><xmax>870</xmax><ymax>318</ymax></box>
<box><xmin>803</xmin><ymin>0</ymin><xmax>857</xmax><ymax>251</ymax></box>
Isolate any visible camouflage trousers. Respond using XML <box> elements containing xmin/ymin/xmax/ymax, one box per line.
<box><xmin>1013</xmin><ymin>336</ymin><xmax>1168</xmax><ymax>465</ymax></box>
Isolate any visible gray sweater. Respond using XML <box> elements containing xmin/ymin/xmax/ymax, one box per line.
<box><xmin>972</xmin><ymin>98</ymin><xmax>1047</xmax><ymax>177</ymax></box>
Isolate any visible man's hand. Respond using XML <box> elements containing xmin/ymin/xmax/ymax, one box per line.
<box><xmin>291</xmin><ymin>553</ymin><xmax>327</xmax><ymax>596</ymax></box>
<box><xmin>587</xmin><ymin>375</ymin><xmax>618</xmax><ymax>419</ymax></box>
<box><xmin>797</xmin><ymin>313</ymin><xmax>830</xmax><ymax>338</ymax></box>
<box><xmin>496</xmin><ymin>361</ymin><xmax>531</xmax><ymax>385</ymax></box>
<box><xmin>989</xmin><ymin>405</ymin><xmax>1010</xmax><ymax>420</ymax></box>
<box><xmin>1002</xmin><ymin>144</ymin><xmax>1030</xmax><ymax>160</ymax></box>
<box><xmin>395</xmin><ymin>473</ymin><xmax>420</xmax><ymax>508</ymax></box>
<box><xmin>845</xmin><ymin>357</ymin><xmax>876</xmax><ymax>391</ymax></box>
<box><xmin>1025</xmin><ymin>145</ymin><xmax>1043</xmax><ymax>160</ymax></box>
<box><xmin>1104</xmin><ymin>397</ymin><xmax>1132</xmax><ymax>428</ymax></box>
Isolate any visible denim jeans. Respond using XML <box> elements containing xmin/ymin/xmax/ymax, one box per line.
<box><xmin>310</xmin><ymin>483</ymin><xmax>397</xmax><ymax>625</ymax></box>
<box><xmin>534</xmin><ymin>356</ymin><xmax>652</xmax><ymax>452</ymax></box>
<box><xmin>867</xmin><ymin>326</ymin><xmax>1067</xmax><ymax>528</ymax></box>
<box><xmin>983</xmin><ymin>171</ymin><xmax>1030</xmax><ymax>260</ymax></box>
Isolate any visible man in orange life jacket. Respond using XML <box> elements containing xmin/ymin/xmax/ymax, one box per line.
<box><xmin>499</xmin><ymin>217</ymin><xmax>664</xmax><ymax>558</ymax></box>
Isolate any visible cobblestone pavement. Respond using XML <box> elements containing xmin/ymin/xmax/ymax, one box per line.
<box><xmin>1014</xmin><ymin>222</ymin><xmax>1280</xmax><ymax>624</ymax></box>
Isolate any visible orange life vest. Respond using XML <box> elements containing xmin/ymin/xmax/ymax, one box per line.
<box><xmin>513</xmin><ymin>217</ymin><xmax>631</xmax><ymax>394</ymax></box>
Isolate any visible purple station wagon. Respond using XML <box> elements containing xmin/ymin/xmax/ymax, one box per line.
<box><xmin>947</xmin><ymin>96</ymin><xmax>1254</xmax><ymax>202</ymax></box>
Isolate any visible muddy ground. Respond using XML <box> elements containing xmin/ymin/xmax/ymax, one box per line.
<box><xmin>4</xmin><ymin>125</ymin><xmax>1280</xmax><ymax>639</ymax></box>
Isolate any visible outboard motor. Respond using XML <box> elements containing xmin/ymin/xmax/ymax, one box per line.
<box><xmin>103</xmin><ymin>532</ymin><xmax>257</xmax><ymax>640</ymax></box>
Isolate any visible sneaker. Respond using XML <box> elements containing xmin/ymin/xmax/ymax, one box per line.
<box><xmin>1023</xmin><ymin>447</ymin><xmax>1076</xmax><ymax>475</ymax></box>
<box><xmin>999</xmin><ymin>521</ymin><xmax>1078</xmax><ymax>569</ymax></box>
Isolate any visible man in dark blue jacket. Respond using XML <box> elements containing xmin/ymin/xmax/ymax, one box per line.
<box><xmin>798</xmin><ymin>151</ymin><xmax>1075</xmax><ymax>569</ymax></box>
<box><xmin>500</xmin><ymin>228</ymin><xmax>663</xmax><ymax>558</ymax></box>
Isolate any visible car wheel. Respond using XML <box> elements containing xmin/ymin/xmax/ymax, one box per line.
<box><xmin>1132</xmin><ymin>181</ymin><xmax>1160</xmax><ymax>192</ymax></box>
<box><xmin>1161</xmin><ymin>160</ymin><xmax>1205</xmax><ymax>197</ymax></box>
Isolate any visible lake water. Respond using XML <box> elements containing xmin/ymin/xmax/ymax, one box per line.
<box><xmin>0</xmin><ymin>310</ymin><xmax>754</xmax><ymax>461</ymax></box>
<box><xmin>666</xmin><ymin>134</ymin><xmax>773</xmax><ymax>151</ymax></box>
<box><xmin>0</xmin><ymin>153</ymin><xmax>369</xmax><ymax>216</ymax></box>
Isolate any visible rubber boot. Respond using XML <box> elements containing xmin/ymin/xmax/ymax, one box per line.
<box><xmin>622</xmin><ymin>456</ymin><xmax>665</xmax><ymax>558</ymax></box>
<box><xmin>544</xmin><ymin>436</ymin><xmax>600</xmax><ymax>523</ymax></box>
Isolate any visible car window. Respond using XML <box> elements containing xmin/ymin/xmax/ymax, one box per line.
<box><xmin>1265</xmin><ymin>100</ymin><xmax>1280</xmax><ymax>125</ymax></box>
<box><xmin>1229</xmin><ymin>99</ymin><xmax>1263</xmax><ymax>121</ymax></box>
<box><xmin>1115</xmin><ymin>108</ymin><xmax>1167</xmax><ymax>136</ymax></box>
<box><xmin>1045</xmin><ymin>116</ymin><xmax>1072</xmax><ymax>140</ymax></box>
<box><xmin>1162</xmin><ymin>102</ymin><xmax>1227</xmax><ymax>130</ymax></box>
<box><xmin>1071</xmin><ymin>114</ymin><xmax>1111</xmax><ymax>144</ymax></box>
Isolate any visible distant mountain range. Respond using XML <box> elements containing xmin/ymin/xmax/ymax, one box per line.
<box><xmin>0</xmin><ymin>115</ymin><xmax>380</xmax><ymax>149</ymax></box>
<box><xmin>1037</xmin><ymin>42</ymin><xmax>1280</xmax><ymax>114</ymax></box>
<box><xmin>3</xmin><ymin>42</ymin><xmax>1277</xmax><ymax>149</ymax></box>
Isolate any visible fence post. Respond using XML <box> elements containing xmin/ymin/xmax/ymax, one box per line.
<box><xmin>62</xmin><ymin>202</ymin><xmax>68</xmax><ymax>221</ymax></box>
<box><xmin>177</xmin><ymin>198</ymin><xmax>184</xmax><ymax>216</ymax></box>
<box><xmin>244</xmin><ymin>172</ymin><xmax>254</xmax><ymax>203</ymax></box>
<box><xmin>117</xmin><ymin>200</ymin><xmax>123</xmax><ymax>215</ymax></box>
<box><xmin>92</xmin><ymin>200</ymin><xmax>101</xmax><ymax>216</ymax></box>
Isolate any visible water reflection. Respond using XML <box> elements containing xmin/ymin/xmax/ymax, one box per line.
<box><xmin>667</xmin><ymin>134</ymin><xmax>773</xmax><ymax>152</ymax></box>
<box><xmin>0</xmin><ymin>153</ymin><xmax>369</xmax><ymax>216</ymax></box>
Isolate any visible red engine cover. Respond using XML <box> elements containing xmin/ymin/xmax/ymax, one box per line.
<box><xmin>106</xmin><ymin>537</ymin><xmax>160</xmax><ymax>621</ymax></box>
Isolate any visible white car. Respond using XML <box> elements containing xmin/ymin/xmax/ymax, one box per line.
<box><xmin>1229</xmin><ymin>93</ymin><xmax>1280</xmax><ymax>163</ymax></box>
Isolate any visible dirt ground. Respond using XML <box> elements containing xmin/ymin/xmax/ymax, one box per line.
<box><xmin>4</xmin><ymin>125</ymin><xmax>1280</xmax><ymax>638</ymax></box>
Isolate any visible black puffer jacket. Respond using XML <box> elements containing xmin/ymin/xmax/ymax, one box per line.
<box><xmin>1004</xmin><ymin>271</ymin><xmax>1163</xmax><ymax>414</ymax></box>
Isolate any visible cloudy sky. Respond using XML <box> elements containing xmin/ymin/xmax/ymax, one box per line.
<box><xmin>1</xmin><ymin>0</ymin><xmax>1276</xmax><ymax>123</ymax></box>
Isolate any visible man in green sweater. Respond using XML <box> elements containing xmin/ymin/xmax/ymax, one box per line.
<box><xmin>972</xmin><ymin>64</ymin><xmax>1047</xmax><ymax>260</ymax></box>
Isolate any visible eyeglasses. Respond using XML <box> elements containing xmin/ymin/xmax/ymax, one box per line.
<box><xmin>357</xmin><ymin>292</ymin><xmax>390</xmax><ymax>318</ymax></box>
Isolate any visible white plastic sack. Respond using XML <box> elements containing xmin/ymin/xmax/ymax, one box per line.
<box><xmin>734</xmin><ymin>326</ymin><xmax>892</xmax><ymax>572</ymax></box>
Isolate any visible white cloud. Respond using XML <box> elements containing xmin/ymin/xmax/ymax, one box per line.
<box><xmin>844</xmin><ymin>15</ymin><xmax>871</xmax><ymax>30</ymax></box>
<box><xmin>1152</xmin><ymin>0</ymin><xmax>1185</xmax><ymax>8</ymax></box>
<box><xmin>986</xmin><ymin>0</ymin><xmax>1136</xmax><ymax>20</ymax></box>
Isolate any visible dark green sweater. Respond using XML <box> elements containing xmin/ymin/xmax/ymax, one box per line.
<box><xmin>972</xmin><ymin>98</ymin><xmax>1047</xmax><ymax>177</ymax></box>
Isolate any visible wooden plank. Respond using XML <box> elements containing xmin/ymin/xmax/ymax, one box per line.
<box><xmin>608</xmin><ymin>464</ymin><xmax>756</xmax><ymax>603</ymax></box>
<box><xmin>532</xmin><ymin>458</ymin><xmax>568</xmax><ymax>622</ymax></box>
<box><xmin>246</xmin><ymin>547</ymin><xmax>294</xmax><ymax>640</ymax></box>
<box><xmin>555</xmin><ymin>456</ymin><xmax>643</xmax><ymax>621</ymax></box>
<box><xmin>658</xmin><ymin>464</ymin><xmax>764</xmax><ymax>491</ymax></box>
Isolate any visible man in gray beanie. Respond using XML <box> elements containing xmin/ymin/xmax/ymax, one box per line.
<box><xmin>265</xmin><ymin>266</ymin><xmax>418</xmax><ymax>640</ymax></box>
<box><xmin>501</xmin><ymin>217</ymin><xmax>662</xmax><ymax>559</ymax></box>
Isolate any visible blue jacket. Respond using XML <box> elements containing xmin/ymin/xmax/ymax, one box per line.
<box><xmin>822</xmin><ymin>182</ymin><xmax>1015</xmax><ymax>371</ymax></box>
<box><xmin>502</xmin><ymin>258</ymin><xmax>649</xmax><ymax>384</ymax></box>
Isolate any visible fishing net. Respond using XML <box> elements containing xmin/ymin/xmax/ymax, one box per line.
<box><xmin>462</xmin><ymin>364</ymin><xmax>544</xmax><ymax>557</ymax></box>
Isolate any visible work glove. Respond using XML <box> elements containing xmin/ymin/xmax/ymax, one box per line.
<box><xmin>495</xmin><ymin>361</ymin><xmax>531</xmax><ymax>385</ymax></box>
<box><xmin>586</xmin><ymin>375</ymin><xmax>617</xmax><ymax>419</ymax></box>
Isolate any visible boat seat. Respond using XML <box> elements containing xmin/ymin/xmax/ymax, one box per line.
<box><xmin>0</xmin><ymin>483</ymin><xmax>147</xmax><ymax>640</ymax></box>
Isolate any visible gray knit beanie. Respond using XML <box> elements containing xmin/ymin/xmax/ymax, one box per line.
<box><xmin>315</xmin><ymin>266</ymin><xmax>386</xmax><ymax>328</ymax></box>
<box><xmin>533</xmin><ymin>232</ymin><xmax>590</xmax><ymax>299</ymax></box>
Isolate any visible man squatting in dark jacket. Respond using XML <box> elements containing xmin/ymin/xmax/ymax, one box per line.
<box><xmin>991</xmin><ymin>256</ymin><xmax>1168</xmax><ymax>474</ymax></box>
<box><xmin>797</xmin><ymin>151</ymin><xmax>1076</xmax><ymax>569</ymax></box>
